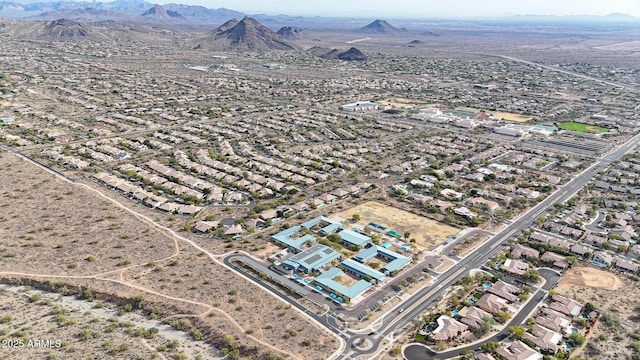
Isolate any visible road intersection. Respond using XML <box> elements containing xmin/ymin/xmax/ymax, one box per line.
<box><xmin>225</xmin><ymin>131</ymin><xmax>640</xmax><ymax>359</ymax></box>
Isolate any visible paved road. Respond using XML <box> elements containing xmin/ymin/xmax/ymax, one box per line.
<box><xmin>584</xmin><ymin>210</ymin><xmax>607</xmax><ymax>233</ymax></box>
<box><xmin>498</xmin><ymin>55</ymin><xmax>638</xmax><ymax>92</ymax></box>
<box><xmin>223</xmin><ymin>131</ymin><xmax>640</xmax><ymax>360</ymax></box>
<box><xmin>404</xmin><ymin>290</ymin><xmax>547</xmax><ymax>359</ymax></box>
<box><xmin>378</xmin><ymin>131</ymin><xmax>640</xmax><ymax>359</ymax></box>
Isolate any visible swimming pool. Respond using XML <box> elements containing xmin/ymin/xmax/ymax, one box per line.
<box><xmin>451</xmin><ymin>310</ymin><xmax>459</xmax><ymax>317</ymax></box>
<box><xmin>483</xmin><ymin>282</ymin><xmax>491</xmax><ymax>289</ymax></box>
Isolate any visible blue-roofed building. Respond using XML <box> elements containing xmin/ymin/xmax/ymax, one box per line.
<box><xmin>338</xmin><ymin>230</ymin><xmax>371</xmax><ymax>249</ymax></box>
<box><xmin>367</xmin><ymin>222</ymin><xmax>387</xmax><ymax>233</ymax></box>
<box><xmin>353</xmin><ymin>246</ymin><xmax>379</xmax><ymax>263</ymax></box>
<box><xmin>320</xmin><ymin>222</ymin><xmax>342</xmax><ymax>235</ymax></box>
<box><xmin>301</xmin><ymin>216</ymin><xmax>343</xmax><ymax>234</ymax></box>
<box><xmin>271</xmin><ymin>226</ymin><xmax>316</xmax><ymax>253</ymax></box>
<box><xmin>382</xmin><ymin>257</ymin><xmax>412</xmax><ymax>275</ymax></box>
<box><xmin>353</xmin><ymin>245</ymin><xmax>412</xmax><ymax>275</ymax></box>
<box><xmin>339</xmin><ymin>259</ymin><xmax>385</xmax><ymax>283</ymax></box>
<box><xmin>282</xmin><ymin>244</ymin><xmax>341</xmax><ymax>274</ymax></box>
<box><xmin>314</xmin><ymin>267</ymin><xmax>372</xmax><ymax>302</ymax></box>
<box><xmin>386</xmin><ymin>230</ymin><xmax>400</xmax><ymax>238</ymax></box>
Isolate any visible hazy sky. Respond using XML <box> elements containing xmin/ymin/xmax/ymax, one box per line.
<box><xmin>173</xmin><ymin>0</ymin><xmax>640</xmax><ymax>18</ymax></box>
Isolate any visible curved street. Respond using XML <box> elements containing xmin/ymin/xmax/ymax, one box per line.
<box><xmin>222</xmin><ymin>131</ymin><xmax>640</xmax><ymax>359</ymax></box>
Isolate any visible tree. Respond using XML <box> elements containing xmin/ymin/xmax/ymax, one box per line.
<box><xmin>227</xmin><ymin>349</ymin><xmax>240</xmax><ymax>360</ymax></box>
<box><xmin>495</xmin><ymin>311</ymin><xmax>512</xmax><ymax>324</ymax></box>
<box><xmin>584</xmin><ymin>302</ymin><xmax>596</xmax><ymax>314</ymax></box>
<box><xmin>131</xmin><ymin>295</ymin><xmax>145</xmax><ymax>309</ymax></box>
<box><xmin>523</xmin><ymin>269</ymin><xmax>541</xmax><ymax>283</ymax></box>
<box><xmin>482</xmin><ymin>341</ymin><xmax>499</xmax><ymax>352</ymax></box>
<box><xmin>222</xmin><ymin>334</ymin><xmax>235</xmax><ymax>348</ymax></box>
<box><xmin>508</xmin><ymin>326</ymin><xmax>526</xmax><ymax>339</ymax></box>
<box><xmin>569</xmin><ymin>333</ymin><xmax>586</xmax><ymax>346</ymax></box>
<box><xmin>404</xmin><ymin>231</ymin><xmax>411</xmax><ymax>240</ymax></box>
<box><xmin>327</xmin><ymin>234</ymin><xmax>342</xmax><ymax>243</ymax></box>
<box><xmin>474</xmin><ymin>316</ymin><xmax>495</xmax><ymax>337</ymax></box>
<box><xmin>459</xmin><ymin>349</ymin><xmax>473</xmax><ymax>358</ymax></box>
<box><xmin>352</xmin><ymin>214</ymin><xmax>361</xmax><ymax>222</ymax></box>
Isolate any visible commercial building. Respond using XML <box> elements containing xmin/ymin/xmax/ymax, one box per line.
<box><xmin>271</xmin><ymin>225</ymin><xmax>316</xmax><ymax>252</ymax></box>
<box><xmin>342</xmin><ymin>102</ymin><xmax>379</xmax><ymax>112</ymax></box>
<box><xmin>339</xmin><ymin>259</ymin><xmax>385</xmax><ymax>283</ymax></box>
<box><xmin>337</xmin><ymin>229</ymin><xmax>372</xmax><ymax>249</ymax></box>
<box><xmin>301</xmin><ymin>216</ymin><xmax>343</xmax><ymax>235</ymax></box>
<box><xmin>282</xmin><ymin>244</ymin><xmax>341</xmax><ymax>274</ymax></box>
<box><xmin>353</xmin><ymin>245</ymin><xmax>411</xmax><ymax>275</ymax></box>
<box><xmin>272</xmin><ymin>216</ymin><xmax>344</xmax><ymax>252</ymax></box>
<box><xmin>314</xmin><ymin>267</ymin><xmax>372</xmax><ymax>302</ymax></box>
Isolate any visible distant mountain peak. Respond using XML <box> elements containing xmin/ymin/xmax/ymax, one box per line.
<box><xmin>276</xmin><ymin>26</ymin><xmax>303</xmax><ymax>39</ymax></box>
<box><xmin>604</xmin><ymin>12</ymin><xmax>635</xmax><ymax>19</ymax></box>
<box><xmin>208</xmin><ymin>17</ymin><xmax>238</xmax><ymax>34</ymax></box>
<box><xmin>357</xmin><ymin>19</ymin><xmax>404</xmax><ymax>33</ymax></box>
<box><xmin>320</xmin><ymin>47</ymin><xmax>367</xmax><ymax>61</ymax></box>
<box><xmin>196</xmin><ymin>16</ymin><xmax>295</xmax><ymax>52</ymax></box>
<box><xmin>141</xmin><ymin>4</ymin><xmax>184</xmax><ymax>19</ymax></box>
<box><xmin>42</xmin><ymin>18</ymin><xmax>90</xmax><ymax>38</ymax></box>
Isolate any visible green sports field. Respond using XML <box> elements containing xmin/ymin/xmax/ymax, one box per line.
<box><xmin>558</xmin><ymin>122</ymin><xmax>608</xmax><ymax>133</ymax></box>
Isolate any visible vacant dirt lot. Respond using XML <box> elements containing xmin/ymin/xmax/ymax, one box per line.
<box><xmin>0</xmin><ymin>285</ymin><xmax>209</xmax><ymax>359</ymax></box>
<box><xmin>490</xmin><ymin>112</ymin><xmax>533</xmax><ymax>122</ymax></box>
<box><xmin>556</xmin><ymin>266</ymin><xmax>623</xmax><ymax>291</ymax></box>
<box><xmin>125</xmin><ymin>248</ymin><xmax>338</xmax><ymax>359</ymax></box>
<box><xmin>335</xmin><ymin>201</ymin><xmax>459</xmax><ymax>250</ymax></box>
<box><xmin>0</xmin><ymin>153</ymin><xmax>339</xmax><ymax>359</ymax></box>
<box><xmin>555</xmin><ymin>266</ymin><xmax>640</xmax><ymax>360</ymax></box>
<box><xmin>0</xmin><ymin>154</ymin><xmax>177</xmax><ymax>276</ymax></box>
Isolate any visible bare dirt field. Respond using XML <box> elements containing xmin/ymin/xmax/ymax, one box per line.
<box><xmin>0</xmin><ymin>153</ymin><xmax>339</xmax><ymax>359</ymax></box>
<box><xmin>126</xmin><ymin>248</ymin><xmax>338</xmax><ymax>359</ymax></box>
<box><xmin>0</xmin><ymin>285</ymin><xmax>209</xmax><ymax>359</ymax></box>
<box><xmin>555</xmin><ymin>266</ymin><xmax>640</xmax><ymax>360</ymax></box>
<box><xmin>490</xmin><ymin>112</ymin><xmax>533</xmax><ymax>122</ymax></box>
<box><xmin>0</xmin><ymin>154</ymin><xmax>178</xmax><ymax>276</ymax></box>
<box><xmin>556</xmin><ymin>266</ymin><xmax>623</xmax><ymax>291</ymax></box>
<box><xmin>335</xmin><ymin>201</ymin><xmax>459</xmax><ymax>250</ymax></box>
<box><xmin>593</xmin><ymin>41</ymin><xmax>640</xmax><ymax>52</ymax></box>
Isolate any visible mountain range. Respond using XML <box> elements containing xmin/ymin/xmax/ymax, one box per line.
<box><xmin>0</xmin><ymin>0</ymin><xmax>244</xmax><ymax>23</ymax></box>
<box><xmin>0</xmin><ymin>0</ymin><xmax>636</xmax><ymax>24</ymax></box>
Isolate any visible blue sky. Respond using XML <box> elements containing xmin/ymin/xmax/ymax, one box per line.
<box><xmin>169</xmin><ymin>0</ymin><xmax>640</xmax><ymax>18</ymax></box>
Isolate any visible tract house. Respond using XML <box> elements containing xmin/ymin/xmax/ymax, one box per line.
<box><xmin>475</xmin><ymin>294</ymin><xmax>509</xmax><ymax>315</ymax></box>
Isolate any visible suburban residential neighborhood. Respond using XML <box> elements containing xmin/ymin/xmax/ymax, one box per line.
<box><xmin>0</xmin><ymin>2</ymin><xmax>639</xmax><ymax>359</ymax></box>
